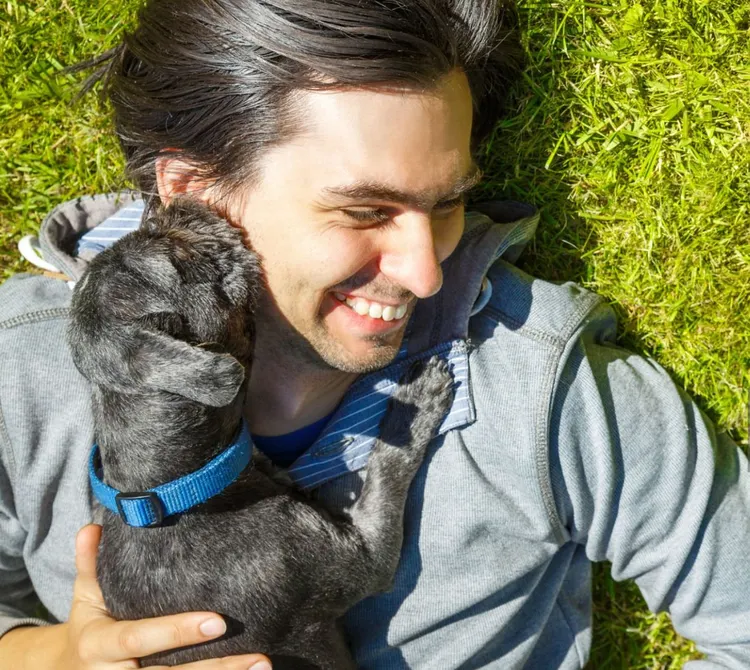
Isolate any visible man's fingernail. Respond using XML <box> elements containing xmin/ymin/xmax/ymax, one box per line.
<box><xmin>199</xmin><ymin>617</ymin><xmax>226</xmax><ymax>636</ymax></box>
<box><xmin>249</xmin><ymin>662</ymin><xmax>272</xmax><ymax>670</ymax></box>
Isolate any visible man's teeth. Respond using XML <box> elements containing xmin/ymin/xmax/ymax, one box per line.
<box><xmin>335</xmin><ymin>294</ymin><xmax>408</xmax><ymax>321</ymax></box>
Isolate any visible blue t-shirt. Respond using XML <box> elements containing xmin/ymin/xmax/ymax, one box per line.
<box><xmin>251</xmin><ymin>413</ymin><xmax>334</xmax><ymax>468</ymax></box>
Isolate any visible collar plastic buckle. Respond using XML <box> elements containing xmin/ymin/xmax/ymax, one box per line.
<box><xmin>115</xmin><ymin>491</ymin><xmax>165</xmax><ymax>528</ymax></box>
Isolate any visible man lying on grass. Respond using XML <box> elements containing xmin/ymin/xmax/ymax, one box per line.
<box><xmin>1</xmin><ymin>0</ymin><xmax>749</xmax><ymax>668</ymax></box>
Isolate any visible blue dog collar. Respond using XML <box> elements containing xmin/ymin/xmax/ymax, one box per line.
<box><xmin>89</xmin><ymin>421</ymin><xmax>252</xmax><ymax>528</ymax></box>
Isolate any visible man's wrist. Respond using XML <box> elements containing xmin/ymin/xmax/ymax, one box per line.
<box><xmin>0</xmin><ymin>623</ymin><xmax>67</xmax><ymax>670</ymax></box>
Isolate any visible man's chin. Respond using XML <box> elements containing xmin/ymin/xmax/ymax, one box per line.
<box><xmin>318</xmin><ymin>337</ymin><xmax>402</xmax><ymax>375</ymax></box>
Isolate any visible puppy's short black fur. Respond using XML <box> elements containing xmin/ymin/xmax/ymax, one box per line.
<box><xmin>67</xmin><ymin>200</ymin><xmax>454</xmax><ymax>668</ymax></box>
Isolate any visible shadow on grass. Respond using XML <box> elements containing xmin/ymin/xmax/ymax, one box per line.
<box><xmin>467</xmin><ymin>26</ymin><xmax>594</xmax><ymax>287</ymax></box>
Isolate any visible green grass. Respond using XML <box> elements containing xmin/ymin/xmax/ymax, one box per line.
<box><xmin>1</xmin><ymin>1</ymin><xmax>748</xmax><ymax>667</ymax></box>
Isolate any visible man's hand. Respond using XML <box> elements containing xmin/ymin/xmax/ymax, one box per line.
<box><xmin>0</xmin><ymin>525</ymin><xmax>272</xmax><ymax>670</ymax></box>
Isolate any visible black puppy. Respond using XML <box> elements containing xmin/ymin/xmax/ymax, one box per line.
<box><xmin>67</xmin><ymin>199</ymin><xmax>454</xmax><ymax>668</ymax></box>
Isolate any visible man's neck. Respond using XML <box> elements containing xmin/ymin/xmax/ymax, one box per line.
<box><xmin>245</xmin><ymin>338</ymin><xmax>359</xmax><ymax>437</ymax></box>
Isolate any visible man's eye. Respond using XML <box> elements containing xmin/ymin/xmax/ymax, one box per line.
<box><xmin>342</xmin><ymin>197</ymin><xmax>464</xmax><ymax>225</ymax></box>
<box><xmin>343</xmin><ymin>209</ymin><xmax>391</xmax><ymax>224</ymax></box>
<box><xmin>434</xmin><ymin>197</ymin><xmax>465</xmax><ymax>212</ymax></box>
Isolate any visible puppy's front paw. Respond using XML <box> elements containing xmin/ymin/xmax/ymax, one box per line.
<box><xmin>393</xmin><ymin>356</ymin><xmax>454</xmax><ymax>420</ymax></box>
<box><xmin>377</xmin><ymin>356</ymin><xmax>454</xmax><ymax>460</ymax></box>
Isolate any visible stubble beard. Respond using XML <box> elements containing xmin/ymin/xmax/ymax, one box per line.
<box><xmin>254</xmin><ymin>295</ymin><xmax>405</xmax><ymax>376</ymax></box>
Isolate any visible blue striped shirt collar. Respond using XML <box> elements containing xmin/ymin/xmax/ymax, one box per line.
<box><xmin>288</xmin><ymin>339</ymin><xmax>472</xmax><ymax>490</ymax></box>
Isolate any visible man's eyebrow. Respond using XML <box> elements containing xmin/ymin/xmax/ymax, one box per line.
<box><xmin>321</xmin><ymin>163</ymin><xmax>483</xmax><ymax>210</ymax></box>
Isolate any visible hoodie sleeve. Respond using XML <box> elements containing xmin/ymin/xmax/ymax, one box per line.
<box><xmin>549</xmin><ymin>301</ymin><xmax>750</xmax><ymax>668</ymax></box>
<box><xmin>0</xmin><ymin>414</ymin><xmax>49</xmax><ymax>639</ymax></box>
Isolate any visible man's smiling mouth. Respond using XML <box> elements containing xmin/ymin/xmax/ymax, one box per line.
<box><xmin>333</xmin><ymin>292</ymin><xmax>409</xmax><ymax>322</ymax></box>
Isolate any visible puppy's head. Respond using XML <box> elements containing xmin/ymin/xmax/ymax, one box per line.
<box><xmin>68</xmin><ymin>199</ymin><xmax>261</xmax><ymax>408</ymax></box>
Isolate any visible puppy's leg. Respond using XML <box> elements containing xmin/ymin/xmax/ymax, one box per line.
<box><xmin>345</xmin><ymin>355</ymin><xmax>454</xmax><ymax>592</ymax></box>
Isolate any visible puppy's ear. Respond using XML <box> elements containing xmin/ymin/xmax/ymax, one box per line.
<box><xmin>135</xmin><ymin>330</ymin><xmax>246</xmax><ymax>407</ymax></box>
<box><xmin>70</xmin><ymin>326</ymin><xmax>245</xmax><ymax>407</ymax></box>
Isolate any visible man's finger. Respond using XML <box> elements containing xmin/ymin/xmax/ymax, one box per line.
<box><xmin>82</xmin><ymin>612</ymin><xmax>234</xmax><ymax>663</ymax></box>
<box><xmin>151</xmin><ymin>654</ymin><xmax>272</xmax><ymax>669</ymax></box>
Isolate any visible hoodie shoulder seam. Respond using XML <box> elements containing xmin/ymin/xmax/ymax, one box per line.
<box><xmin>536</xmin><ymin>291</ymin><xmax>610</xmax><ymax>544</ymax></box>
<box><xmin>480</xmin><ymin>305</ymin><xmax>565</xmax><ymax>349</ymax></box>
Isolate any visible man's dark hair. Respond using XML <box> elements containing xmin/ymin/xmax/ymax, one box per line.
<box><xmin>92</xmin><ymin>0</ymin><xmax>522</xmax><ymax>201</ymax></box>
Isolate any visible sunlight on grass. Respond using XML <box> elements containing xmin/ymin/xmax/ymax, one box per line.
<box><xmin>480</xmin><ymin>1</ymin><xmax>750</xmax><ymax>445</ymax></box>
<box><xmin>1</xmin><ymin>1</ymin><xmax>748</xmax><ymax>667</ymax></box>
<box><xmin>0</xmin><ymin>0</ymin><xmax>132</xmax><ymax>278</ymax></box>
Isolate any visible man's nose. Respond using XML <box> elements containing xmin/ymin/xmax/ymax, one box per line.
<box><xmin>378</xmin><ymin>213</ymin><xmax>443</xmax><ymax>299</ymax></box>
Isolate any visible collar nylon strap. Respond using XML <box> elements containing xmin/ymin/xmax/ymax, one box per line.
<box><xmin>89</xmin><ymin>421</ymin><xmax>252</xmax><ymax>528</ymax></box>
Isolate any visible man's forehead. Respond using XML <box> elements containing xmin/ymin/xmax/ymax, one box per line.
<box><xmin>254</xmin><ymin>69</ymin><xmax>475</xmax><ymax>203</ymax></box>
<box><xmin>294</xmin><ymin>69</ymin><xmax>472</xmax><ymax>140</ymax></box>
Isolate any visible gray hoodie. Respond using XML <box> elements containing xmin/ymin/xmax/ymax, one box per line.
<box><xmin>1</xmin><ymin>194</ymin><xmax>749</xmax><ymax>668</ymax></box>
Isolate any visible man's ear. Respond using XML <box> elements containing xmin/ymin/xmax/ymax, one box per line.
<box><xmin>155</xmin><ymin>155</ymin><xmax>216</xmax><ymax>206</ymax></box>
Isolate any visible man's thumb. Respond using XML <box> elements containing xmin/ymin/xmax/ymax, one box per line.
<box><xmin>73</xmin><ymin>524</ymin><xmax>104</xmax><ymax>602</ymax></box>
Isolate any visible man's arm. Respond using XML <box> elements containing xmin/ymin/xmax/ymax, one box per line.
<box><xmin>0</xmin><ymin>418</ymin><xmax>50</xmax><ymax>641</ymax></box>
<box><xmin>549</xmin><ymin>302</ymin><xmax>750</xmax><ymax>668</ymax></box>
<box><xmin>0</xmin><ymin>625</ymin><xmax>68</xmax><ymax>670</ymax></box>
<box><xmin>0</xmin><ymin>409</ymin><xmax>71</xmax><ymax>669</ymax></box>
